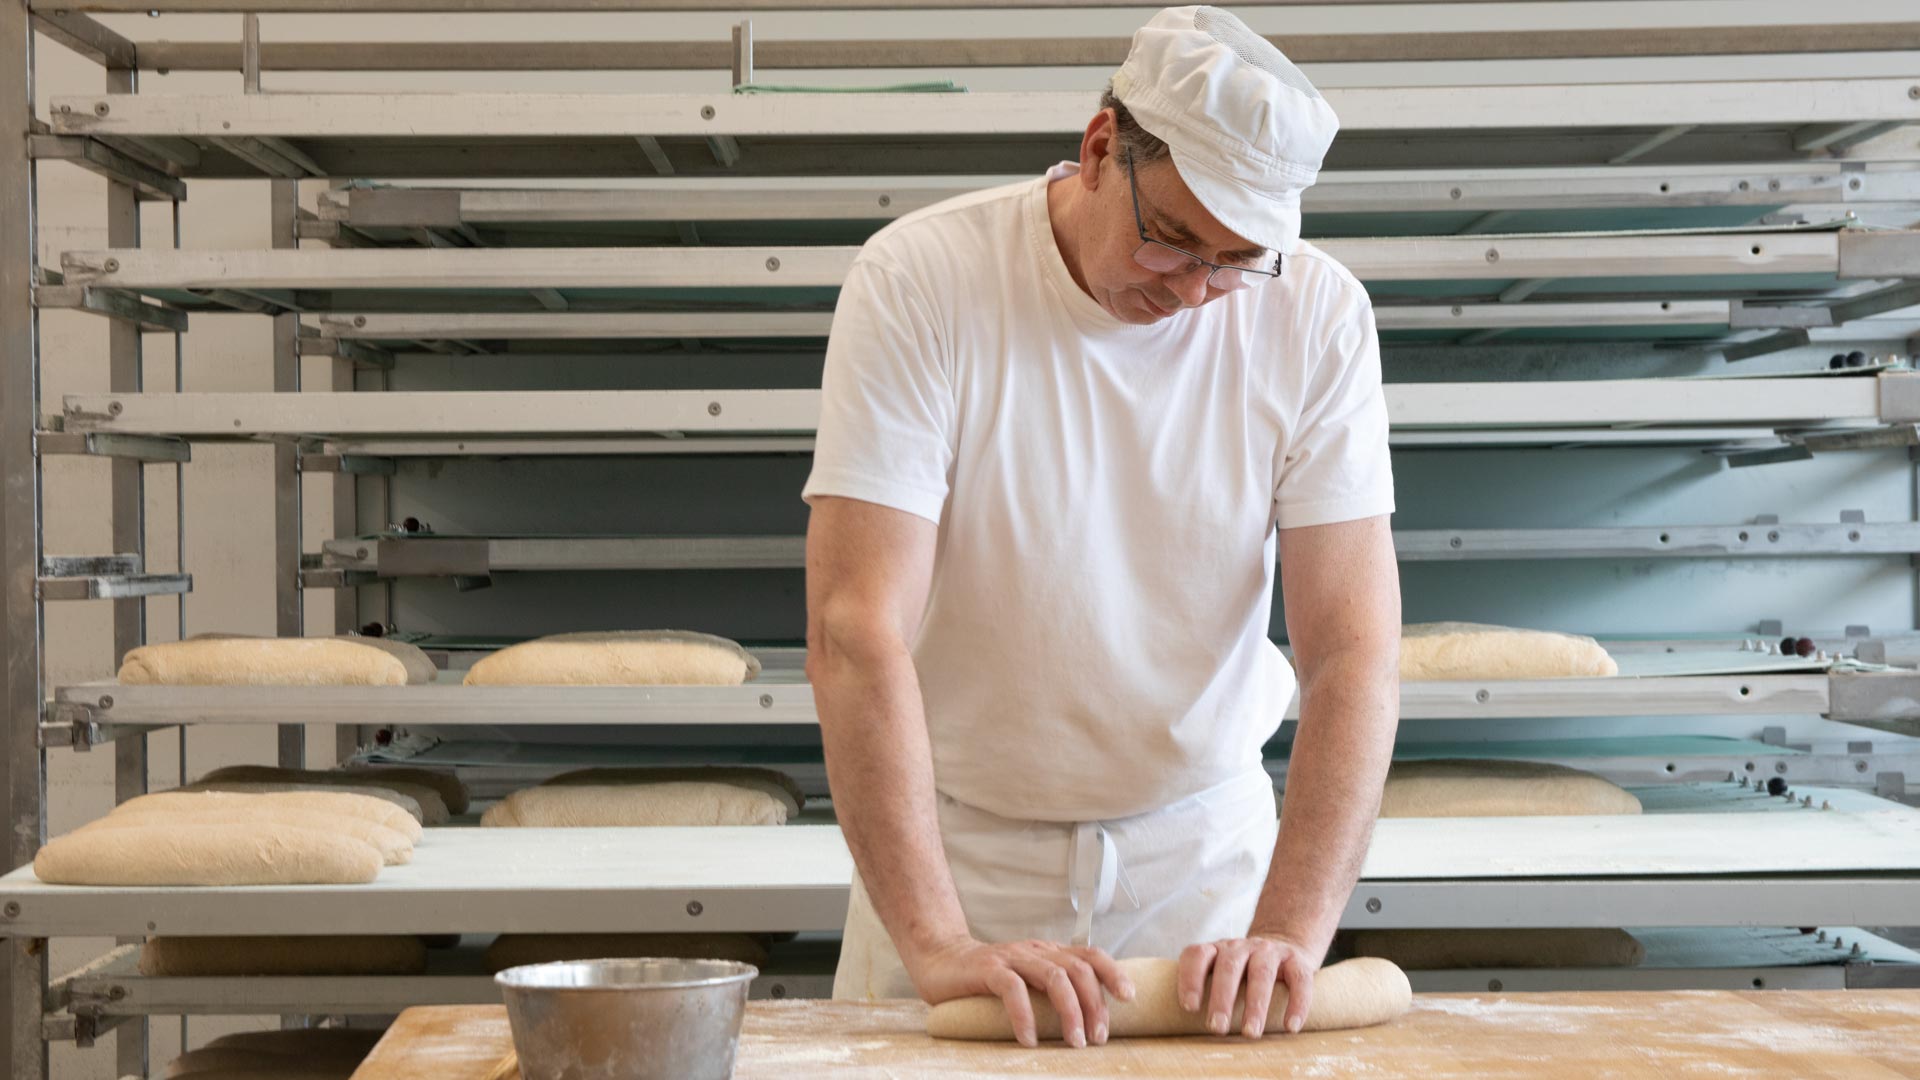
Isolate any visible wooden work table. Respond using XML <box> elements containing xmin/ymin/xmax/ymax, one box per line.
<box><xmin>354</xmin><ymin>990</ymin><xmax>1920</xmax><ymax>1078</ymax></box>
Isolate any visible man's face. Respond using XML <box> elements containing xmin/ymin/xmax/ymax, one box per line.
<box><xmin>1084</xmin><ymin>151</ymin><xmax>1272</xmax><ymax>326</ymax></box>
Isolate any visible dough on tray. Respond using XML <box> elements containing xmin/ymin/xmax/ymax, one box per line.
<box><xmin>164</xmin><ymin>1027</ymin><xmax>382</xmax><ymax>1079</ymax></box>
<box><xmin>1349</xmin><ymin>928</ymin><xmax>1645</xmax><ymax>970</ymax></box>
<box><xmin>342</xmin><ymin>766</ymin><xmax>469</xmax><ymax>815</ymax></box>
<box><xmin>481</xmin><ymin>780</ymin><xmax>792</xmax><ymax>827</ymax></box>
<box><xmin>484</xmin><ymin>933</ymin><xmax>769</xmax><ymax>973</ymax></box>
<box><xmin>140</xmin><ymin>935</ymin><xmax>428</xmax><ymax>977</ymax></box>
<box><xmin>194</xmin><ymin>766</ymin><xmax>450</xmax><ymax>825</ymax></box>
<box><xmin>546</xmin><ymin>767</ymin><xmax>803</xmax><ymax>817</ymax></box>
<box><xmin>84</xmin><ymin>807</ymin><xmax>412</xmax><ymax>866</ymax></box>
<box><xmin>114</xmin><ymin>789</ymin><xmax>423</xmax><ymax>842</ymax></box>
<box><xmin>1379</xmin><ymin>759</ymin><xmax>1642</xmax><ymax>818</ymax></box>
<box><xmin>34</xmin><ymin>825</ymin><xmax>382</xmax><ymax>886</ymax></box>
<box><xmin>927</xmin><ymin>956</ymin><xmax>1410</xmax><ymax>1041</ymax></box>
<box><xmin>1399</xmin><ymin>622</ymin><xmax>1617</xmax><ymax>681</ymax></box>
<box><xmin>462</xmin><ymin>630</ymin><xmax>761</xmax><ymax>686</ymax></box>
<box><xmin>118</xmin><ymin>632</ymin><xmax>435</xmax><ymax>686</ymax></box>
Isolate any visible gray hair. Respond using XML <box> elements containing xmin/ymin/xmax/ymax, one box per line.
<box><xmin>1100</xmin><ymin>84</ymin><xmax>1170</xmax><ymax>165</ymax></box>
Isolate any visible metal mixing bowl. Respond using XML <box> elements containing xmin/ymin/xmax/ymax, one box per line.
<box><xmin>496</xmin><ymin>957</ymin><xmax>758</xmax><ymax>1080</ymax></box>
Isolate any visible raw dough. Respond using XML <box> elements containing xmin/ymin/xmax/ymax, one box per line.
<box><xmin>1400</xmin><ymin>622</ymin><xmax>1617</xmax><ymax>681</ymax></box>
<box><xmin>926</xmin><ymin>956</ymin><xmax>1410</xmax><ymax>1041</ymax></box>
<box><xmin>546</xmin><ymin>766</ymin><xmax>803</xmax><ymax>817</ymax></box>
<box><xmin>462</xmin><ymin>630</ymin><xmax>761</xmax><ymax>686</ymax></box>
<box><xmin>481</xmin><ymin>781</ymin><xmax>792</xmax><ymax>827</ymax></box>
<box><xmin>83</xmin><ymin>808</ymin><xmax>412</xmax><ymax>866</ymax></box>
<box><xmin>115</xmin><ymin>790</ymin><xmax>423</xmax><ymax>842</ymax></box>
<box><xmin>184</xmin><ymin>780</ymin><xmax>438</xmax><ymax>826</ymax></box>
<box><xmin>140</xmin><ymin>935</ymin><xmax>428</xmax><ymax>976</ymax></box>
<box><xmin>343</xmin><ymin>766</ymin><xmax>469</xmax><ymax>815</ymax></box>
<box><xmin>119</xmin><ymin>632</ymin><xmax>434</xmax><ymax>686</ymax></box>
<box><xmin>34</xmin><ymin>825</ymin><xmax>382</xmax><ymax>886</ymax></box>
<box><xmin>1349</xmin><ymin>928</ymin><xmax>1645</xmax><ymax>970</ymax></box>
<box><xmin>195</xmin><ymin>766</ymin><xmax>450</xmax><ymax>824</ymax></box>
<box><xmin>165</xmin><ymin>1028</ymin><xmax>381</xmax><ymax>1079</ymax></box>
<box><xmin>484</xmin><ymin>933</ymin><xmax>769</xmax><ymax>973</ymax></box>
<box><xmin>1380</xmin><ymin>759</ymin><xmax>1642</xmax><ymax>818</ymax></box>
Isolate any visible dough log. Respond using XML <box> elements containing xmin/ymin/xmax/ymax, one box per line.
<box><xmin>481</xmin><ymin>780</ymin><xmax>792</xmax><ymax>827</ymax></box>
<box><xmin>83</xmin><ymin>809</ymin><xmax>412</xmax><ymax>866</ymax></box>
<box><xmin>116</xmin><ymin>790</ymin><xmax>423</xmax><ymax>842</ymax></box>
<box><xmin>462</xmin><ymin>630</ymin><xmax>760</xmax><ymax>687</ymax></box>
<box><xmin>33</xmin><ymin>825</ymin><xmax>382</xmax><ymax>886</ymax></box>
<box><xmin>140</xmin><ymin>935</ymin><xmax>428</xmax><ymax>977</ymax></box>
<box><xmin>1380</xmin><ymin>759</ymin><xmax>1641</xmax><ymax>818</ymax></box>
<box><xmin>1400</xmin><ymin>622</ymin><xmax>1617</xmax><ymax>681</ymax></box>
<box><xmin>194</xmin><ymin>766</ymin><xmax>450</xmax><ymax>825</ymax></box>
<box><xmin>118</xmin><ymin>633</ymin><xmax>433</xmax><ymax>687</ymax></box>
<box><xmin>926</xmin><ymin>956</ymin><xmax>1410</xmax><ymax>1041</ymax></box>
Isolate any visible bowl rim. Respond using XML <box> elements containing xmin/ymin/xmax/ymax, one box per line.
<box><xmin>494</xmin><ymin>957</ymin><xmax>760</xmax><ymax>992</ymax></box>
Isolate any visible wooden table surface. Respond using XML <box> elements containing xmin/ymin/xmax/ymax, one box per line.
<box><xmin>353</xmin><ymin>990</ymin><xmax>1920</xmax><ymax>1078</ymax></box>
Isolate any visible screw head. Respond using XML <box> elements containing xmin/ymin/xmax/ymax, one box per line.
<box><xmin>103</xmin><ymin>258</ymin><xmax>119</xmax><ymax>272</ymax></box>
<box><xmin>1767</xmin><ymin>179</ymin><xmax>1780</xmax><ymax>192</ymax></box>
<box><xmin>765</xmin><ymin>257</ymin><xmax>780</xmax><ymax>272</ymax></box>
<box><xmin>107</xmin><ymin>401</ymin><xmax>122</xmax><ymax>415</ymax></box>
<box><xmin>1487</xmin><ymin>979</ymin><xmax>1504</xmax><ymax>992</ymax></box>
<box><xmin>1475</xmin><ymin>688</ymin><xmax>1491</xmax><ymax>703</ymax></box>
<box><xmin>98</xmin><ymin>695</ymin><xmax>113</xmax><ymax>709</ymax></box>
<box><xmin>707</xmin><ymin>401</ymin><xmax>722</xmax><ymax>416</ymax></box>
<box><xmin>701</xmin><ymin>105</ymin><xmax>716</xmax><ymax>119</ymax></box>
<box><xmin>769</xmin><ymin>984</ymin><xmax>788</xmax><ymax>999</ymax></box>
<box><xmin>1850</xmin><ymin>178</ymin><xmax>1864</xmax><ymax>190</ymax></box>
<box><xmin>1364</xmin><ymin>897</ymin><xmax>1382</xmax><ymax>914</ymax></box>
<box><xmin>3</xmin><ymin>902</ymin><xmax>19</xmax><ymax>918</ymax></box>
<box><xmin>108</xmin><ymin>986</ymin><xmax>127</xmax><ymax>1000</ymax></box>
<box><xmin>93</xmin><ymin>102</ymin><xmax>110</xmax><ymax>117</ymax></box>
<box><xmin>1449</xmin><ymin>188</ymin><xmax>1462</xmax><ymax>200</ymax></box>
<box><xmin>1450</xmin><ymin>305</ymin><xmax>1463</xmax><ymax>317</ymax></box>
<box><xmin>354</xmin><ymin>316</ymin><xmax>367</xmax><ymax>328</ymax></box>
<box><xmin>759</xmin><ymin>694</ymin><xmax>773</xmax><ymax>708</ymax></box>
<box><xmin>1910</xmin><ymin>85</ymin><xmax>1920</xmax><ymax>100</ymax></box>
<box><xmin>878</xmin><ymin>195</ymin><xmax>892</xmax><ymax>208</ymax></box>
<box><xmin>1484</xmin><ymin>248</ymin><xmax>1499</xmax><ymax>263</ymax></box>
<box><xmin>686</xmin><ymin>900</ymin><xmax>704</xmax><ymax>917</ymax></box>
<box><xmin>1738</xmin><ymin>180</ymin><xmax>1751</xmax><ymax>191</ymax></box>
<box><xmin>57</xmin><ymin>104</ymin><xmax>71</xmax><ymax>114</ymax></box>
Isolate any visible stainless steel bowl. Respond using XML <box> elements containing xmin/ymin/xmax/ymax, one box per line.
<box><xmin>496</xmin><ymin>958</ymin><xmax>758</xmax><ymax>1080</ymax></box>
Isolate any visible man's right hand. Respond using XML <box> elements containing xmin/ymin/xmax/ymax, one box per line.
<box><xmin>907</xmin><ymin>936</ymin><xmax>1136</xmax><ymax>1048</ymax></box>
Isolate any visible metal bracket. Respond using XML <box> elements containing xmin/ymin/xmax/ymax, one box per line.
<box><xmin>1876</xmin><ymin>772</ymin><xmax>1908</xmax><ymax>800</ymax></box>
<box><xmin>1719</xmin><ymin>329</ymin><xmax>1809</xmax><ymax>363</ymax></box>
<box><xmin>1732</xmin><ymin>281</ymin><xmax>1920</xmax><ymax>330</ymax></box>
<box><xmin>1838</xmin><ymin>230</ymin><xmax>1920</xmax><ymax>279</ymax></box>
<box><xmin>1828</xmin><ymin>669</ymin><xmax>1920</xmax><ymax>723</ymax></box>
<box><xmin>32</xmin><ymin>283</ymin><xmax>188</xmax><ymax>332</ymax></box>
<box><xmin>25</xmin><ymin>134</ymin><xmax>185</xmax><ymax>201</ymax></box>
<box><xmin>1881</xmin><ymin>372</ymin><xmax>1920</xmax><ymax>423</ymax></box>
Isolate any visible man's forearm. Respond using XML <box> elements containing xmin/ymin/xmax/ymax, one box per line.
<box><xmin>812</xmin><ymin>628</ymin><xmax>972</xmax><ymax>974</ymax></box>
<box><xmin>1249</xmin><ymin>651</ymin><xmax>1399</xmax><ymax>960</ymax></box>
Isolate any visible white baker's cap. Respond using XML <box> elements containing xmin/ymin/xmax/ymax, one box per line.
<box><xmin>1109</xmin><ymin>5</ymin><xmax>1338</xmax><ymax>255</ymax></box>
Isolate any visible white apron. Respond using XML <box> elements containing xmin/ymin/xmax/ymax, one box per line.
<box><xmin>832</xmin><ymin>767</ymin><xmax>1278</xmax><ymax>1000</ymax></box>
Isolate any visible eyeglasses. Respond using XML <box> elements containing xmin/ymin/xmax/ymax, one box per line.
<box><xmin>1123</xmin><ymin>148</ymin><xmax>1282</xmax><ymax>292</ymax></box>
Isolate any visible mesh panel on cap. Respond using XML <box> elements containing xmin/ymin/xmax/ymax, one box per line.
<box><xmin>1193</xmin><ymin>6</ymin><xmax>1319</xmax><ymax>98</ymax></box>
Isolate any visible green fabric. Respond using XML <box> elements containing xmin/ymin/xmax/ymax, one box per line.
<box><xmin>733</xmin><ymin>80</ymin><xmax>965</xmax><ymax>94</ymax></box>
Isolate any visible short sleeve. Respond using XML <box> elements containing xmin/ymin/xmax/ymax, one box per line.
<box><xmin>802</xmin><ymin>256</ymin><xmax>956</xmax><ymax>524</ymax></box>
<box><xmin>1273</xmin><ymin>285</ymin><xmax>1396</xmax><ymax>530</ymax></box>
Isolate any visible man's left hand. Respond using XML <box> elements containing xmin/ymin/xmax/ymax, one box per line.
<box><xmin>1177</xmin><ymin>933</ymin><xmax>1318</xmax><ymax>1038</ymax></box>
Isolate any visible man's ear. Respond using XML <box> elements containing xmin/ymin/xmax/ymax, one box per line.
<box><xmin>1078</xmin><ymin>108</ymin><xmax>1119</xmax><ymax>191</ymax></box>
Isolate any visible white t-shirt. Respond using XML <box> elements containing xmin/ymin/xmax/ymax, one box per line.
<box><xmin>803</xmin><ymin>164</ymin><xmax>1395</xmax><ymax>822</ymax></box>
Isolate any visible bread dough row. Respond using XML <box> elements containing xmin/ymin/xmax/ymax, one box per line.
<box><xmin>117</xmin><ymin>630</ymin><xmax>760</xmax><ymax>689</ymax></box>
<box><xmin>1400</xmin><ymin>622</ymin><xmax>1617</xmax><ymax>681</ymax></box>
<box><xmin>481</xmin><ymin>767</ymin><xmax>801</xmax><ymax>827</ymax></box>
<box><xmin>165</xmin><ymin>1028</ymin><xmax>382</xmax><ymax>1080</ymax></box>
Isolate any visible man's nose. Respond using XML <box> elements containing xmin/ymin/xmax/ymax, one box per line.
<box><xmin>1164</xmin><ymin>265</ymin><xmax>1211</xmax><ymax>307</ymax></box>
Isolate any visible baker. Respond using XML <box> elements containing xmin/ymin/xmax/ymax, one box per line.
<box><xmin>802</xmin><ymin>5</ymin><xmax>1401</xmax><ymax>1049</ymax></box>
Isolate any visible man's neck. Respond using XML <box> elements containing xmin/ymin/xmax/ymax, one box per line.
<box><xmin>1045</xmin><ymin>169</ymin><xmax>1094</xmax><ymax>300</ymax></box>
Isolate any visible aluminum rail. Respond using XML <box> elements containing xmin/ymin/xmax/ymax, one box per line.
<box><xmin>57</xmin><ymin>231</ymin><xmax>1870</xmax><ymax>295</ymax></box>
<box><xmin>56</xmin><ymin>375</ymin><xmax>1910</xmax><ymax>438</ymax></box>
<box><xmin>43</xmin><ymin>672</ymin><xmax>1838</xmax><ymax>732</ymax></box>
<box><xmin>313</xmin><ymin>522</ymin><xmax>1920</xmax><ymax>576</ymax></box>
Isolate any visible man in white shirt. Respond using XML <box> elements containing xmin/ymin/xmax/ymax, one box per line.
<box><xmin>803</xmin><ymin>5</ymin><xmax>1401</xmax><ymax>1048</ymax></box>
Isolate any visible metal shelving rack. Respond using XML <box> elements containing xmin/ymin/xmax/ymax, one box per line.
<box><xmin>9</xmin><ymin>4</ymin><xmax>1920</xmax><ymax>1076</ymax></box>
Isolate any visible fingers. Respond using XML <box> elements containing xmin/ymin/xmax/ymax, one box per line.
<box><xmin>1279</xmin><ymin>950</ymin><xmax>1315</xmax><ymax>1035</ymax></box>
<box><xmin>1177</xmin><ymin>942</ymin><xmax>1216</xmax><ymax>1013</ymax></box>
<box><xmin>1011</xmin><ymin>953</ymin><xmax>1087</xmax><ymax>1048</ymax></box>
<box><xmin>1057</xmin><ymin>954</ymin><xmax>1109</xmax><ymax>1045</ymax></box>
<box><xmin>986</xmin><ymin>966</ymin><xmax>1038</xmax><ymax>1049</ymax></box>
<box><xmin>1239</xmin><ymin>945</ymin><xmax>1282</xmax><ymax>1038</ymax></box>
<box><xmin>1078</xmin><ymin>946</ymin><xmax>1135</xmax><ymax>1003</ymax></box>
<box><xmin>1204</xmin><ymin>942</ymin><xmax>1252</xmax><ymax>1037</ymax></box>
